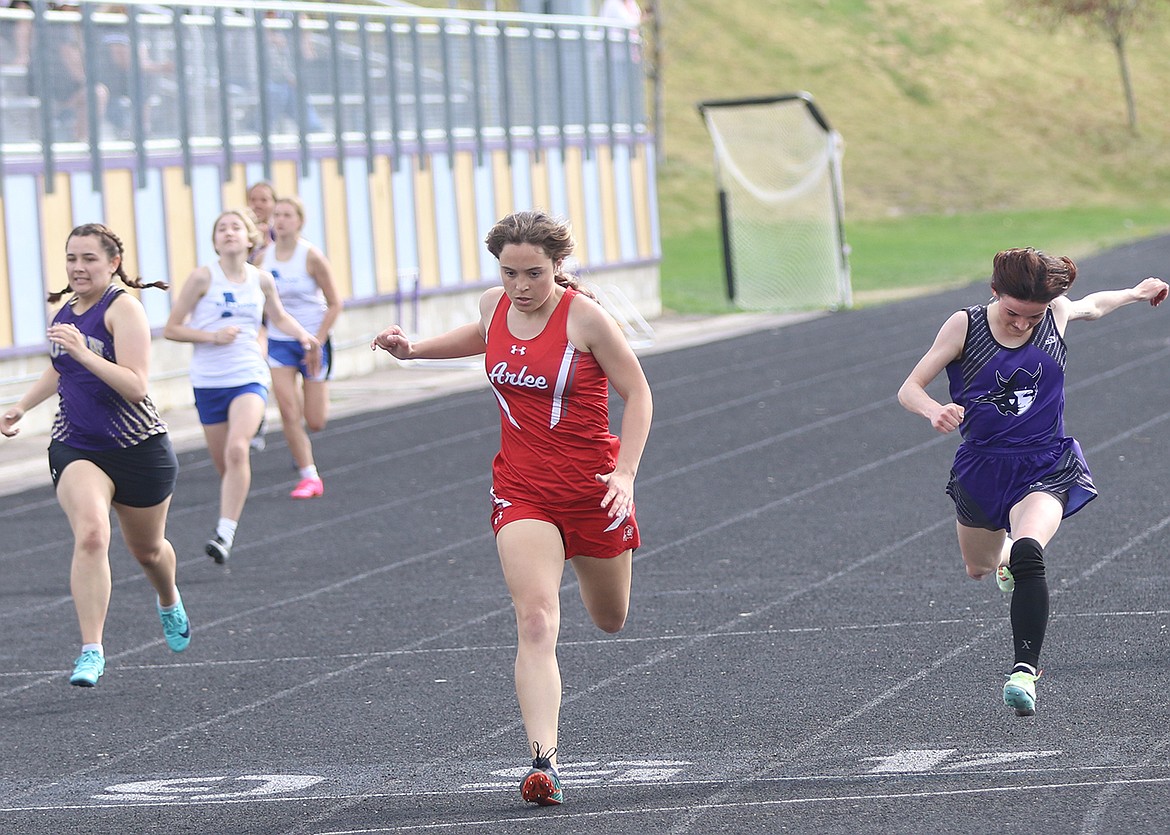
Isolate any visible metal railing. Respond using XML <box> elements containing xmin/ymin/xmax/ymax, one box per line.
<box><xmin>0</xmin><ymin>0</ymin><xmax>647</xmax><ymax>190</ymax></box>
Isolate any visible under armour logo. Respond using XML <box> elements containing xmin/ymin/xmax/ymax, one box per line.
<box><xmin>510</xmin><ymin>345</ymin><xmax>526</xmax><ymax>355</ymax></box>
<box><xmin>1020</xmin><ymin>640</ymin><xmax>1033</xmax><ymax>649</ymax></box>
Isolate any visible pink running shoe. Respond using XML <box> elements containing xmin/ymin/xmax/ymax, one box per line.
<box><xmin>290</xmin><ymin>477</ymin><xmax>324</xmax><ymax>499</ymax></box>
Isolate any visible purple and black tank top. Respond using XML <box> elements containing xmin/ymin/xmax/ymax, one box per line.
<box><xmin>50</xmin><ymin>286</ymin><xmax>167</xmax><ymax>450</ymax></box>
<box><xmin>945</xmin><ymin>304</ymin><xmax>1067</xmax><ymax>450</ymax></box>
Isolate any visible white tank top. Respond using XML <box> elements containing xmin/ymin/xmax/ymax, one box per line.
<box><xmin>262</xmin><ymin>239</ymin><xmax>328</xmax><ymax>340</ymax></box>
<box><xmin>188</xmin><ymin>261</ymin><xmax>271</xmax><ymax>389</ymax></box>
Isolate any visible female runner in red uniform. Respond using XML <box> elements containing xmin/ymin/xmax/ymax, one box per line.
<box><xmin>372</xmin><ymin>210</ymin><xmax>653</xmax><ymax>806</ymax></box>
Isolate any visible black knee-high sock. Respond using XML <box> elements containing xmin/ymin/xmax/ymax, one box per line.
<box><xmin>1008</xmin><ymin>537</ymin><xmax>1048</xmax><ymax>670</ymax></box>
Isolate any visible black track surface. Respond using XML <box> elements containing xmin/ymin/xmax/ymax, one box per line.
<box><xmin>3</xmin><ymin>237</ymin><xmax>1169</xmax><ymax>834</ymax></box>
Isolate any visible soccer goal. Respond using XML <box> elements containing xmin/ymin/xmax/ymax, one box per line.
<box><xmin>698</xmin><ymin>92</ymin><xmax>851</xmax><ymax>311</ymax></box>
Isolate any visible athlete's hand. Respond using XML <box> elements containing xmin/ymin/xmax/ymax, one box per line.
<box><xmin>596</xmin><ymin>470</ymin><xmax>635</xmax><ymax>519</ymax></box>
<box><xmin>212</xmin><ymin>326</ymin><xmax>241</xmax><ymax>345</ymax></box>
<box><xmin>46</xmin><ymin>322</ymin><xmax>86</xmax><ymax>356</ymax></box>
<box><xmin>1135</xmin><ymin>276</ymin><xmax>1169</xmax><ymax>307</ymax></box>
<box><xmin>371</xmin><ymin>325</ymin><xmax>414</xmax><ymax>359</ymax></box>
<box><xmin>302</xmin><ymin>334</ymin><xmax>322</xmax><ymax>378</ymax></box>
<box><xmin>929</xmin><ymin>402</ymin><xmax>964</xmax><ymax>434</ymax></box>
<box><xmin>0</xmin><ymin>407</ymin><xmax>23</xmax><ymax>438</ymax></box>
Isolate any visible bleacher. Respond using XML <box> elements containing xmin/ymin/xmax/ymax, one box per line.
<box><xmin>0</xmin><ymin>62</ymin><xmax>39</xmax><ymax>144</ymax></box>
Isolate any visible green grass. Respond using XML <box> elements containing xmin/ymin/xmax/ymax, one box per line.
<box><xmin>659</xmin><ymin>227</ymin><xmax>736</xmax><ymax>314</ymax></box>
<box><xmin>662</xmin><ymin>206</ymin><xmax>1170</xmax><ymax>314</ymax></box>
<box><xmin>848</xmin><ymin>206</ymin><xmax>1170</xmax><ymax>302</ymax></box>
<box><xmin>654</xmin><ymin>0</ymin><xmax>1170</xmax><ymax>312</ymax></box>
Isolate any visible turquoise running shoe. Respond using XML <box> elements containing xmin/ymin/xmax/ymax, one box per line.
<box><xmin>70</xmin><ymin>650</ymin><xmax>105</xmax><ymax>687</ymax></box>
<box><xmin>158</xmin><ymin>597</ymin><xmax>191</xmax><ymax>652</ymax></box>
<box><xmin>1003</xmin><ymin>670</ymin><xmax>1039</xmax><ymax>716</ymax></box>
<box><xmin>520</xmin><ymin>742</ymin><xmax>563</xmax><ymax>806</ymax></box>
<box><xmin>996</xmin><ymin>564</ymin><xmax>1015</xmax><ymax>593</ymax></box>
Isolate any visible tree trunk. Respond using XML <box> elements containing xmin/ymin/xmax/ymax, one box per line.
<box><xmin>1112</xmin><ymin>30</ymin><xmax>1138</xmax><ymax>133</ymax></box>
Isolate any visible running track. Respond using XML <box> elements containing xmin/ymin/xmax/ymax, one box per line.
<box><xmin>2</xmin><ymin>237</ymin><xmax>1169</xmax><ymax>834</ymax></box>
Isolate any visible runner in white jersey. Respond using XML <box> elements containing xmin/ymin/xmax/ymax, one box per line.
<box><xmin>261</xmin><ymin>196</ymin><xmax>341</xmax><ymax>500</ymax></box>
<box><xmin>187</xmin><ymin>260</ymin><xmax>270</xmax><ymax>388</ymax></box>
<box><xmin>164</xmin><ymin>209</ymin><xmax>320</xmax><ymax>564</ymax></box>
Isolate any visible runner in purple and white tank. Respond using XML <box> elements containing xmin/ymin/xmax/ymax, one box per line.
<box><xmin>899</xmin><ymin>247</ymin><xmax>1167</xmax><ymax>717</ymax></box>
<box><xmin>1</xmin><ymin>223</ymin><xmax>190</xmax><ymax>688</ymax></box>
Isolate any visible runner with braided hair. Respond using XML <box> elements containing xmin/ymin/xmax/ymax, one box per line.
<box><xmin>2</xmin><ymin>223</ymin><xmax>191</xmax><ymax>687</ymax></box>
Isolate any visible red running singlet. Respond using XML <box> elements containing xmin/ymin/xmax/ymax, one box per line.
<box><xmin>485</xmin><ymin>287</ymin><xmax>620</xmax><ymax>508</ymax></box>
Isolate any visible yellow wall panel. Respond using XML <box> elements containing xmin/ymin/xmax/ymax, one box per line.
<box><xmin>222</xmin><ymin>165</ymin><xmax>249</xmax><ymax>211</ymax></box>
<box><xmin>101</xmin><ymin>168</ymin><xmax>141</xmax><ymax>298</ymax></box>
<box><xmin>491</xmin><ymin>149</ymin><xmax>512</xmax><ymax>221</ymax></box>
<box><xmin>413</xmin><ymin>158</ymin><xmax>439</xmax><ymax>290</ymax></box>
<box><xmin>321</xmin><ymin>166</ymin><xmax>353</xmax><ymax>299</ymax></box>
<box><xmin>597</xmin><ymin>146</ymin><xmax>621</xmax><ymax>262</ymax></box>
<box><xmin>564</xmin><ymin>147</ymin><xmax>589</xmax><ymax>266</ymax></box>
<box><xmin>272</xmin><ymin>160</ymin><xmax>299</xmax><ymax>200</ymax></box>
<box><xmin>630</xmin><ymin>147</ymin><xmax>652</xmax><ymax>258</ymax></box>
<box><xmin>162</xmin><ymin>167</ymin><xmax>197</xmax><ymax>293</ymax></box>
<box><xmin>454</xmin><ymin>151</ymin><xmax>480</xmax><ymax>282</ymax></box>
<box><xmin>40</xmin><ymin>173</ymin><xmax>73</xmax><ymax>297</ymax></box>
<box><xmin>369</xmin><ymin>156</ymin><xmax>397</xmax><ymax>295</ymax></box>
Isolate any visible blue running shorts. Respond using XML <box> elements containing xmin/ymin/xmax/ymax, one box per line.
<box><xmin>193</xmin><ymin>382</ymin><xmax>268</xmax><ymax>425</ymax></box>
<box><xmin>267</xmin><ymin>337</ymin><xmax>332</xmax><ymax>382</ymax></box>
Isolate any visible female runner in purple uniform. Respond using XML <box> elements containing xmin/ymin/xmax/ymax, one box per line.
<box><xmin>898</xmin><ymin>247</ymin><xmax>1166</xmax><ymax>716</ymax></box>
<box><xmin>1</xmin><ymin>223</ymin><xmax>191</xmax><ymax>687</ymax></box>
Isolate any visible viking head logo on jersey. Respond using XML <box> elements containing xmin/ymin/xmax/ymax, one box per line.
<box><xmin>973</xmin><ymin>365</ymin><xmax>1042</xmax><ymax>417</ymax></box>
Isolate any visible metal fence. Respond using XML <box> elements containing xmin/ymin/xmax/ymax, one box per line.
<box><xmin>0</xmin><ymin>0</ymin><xmax>647</xmax><ymax>189</ymax></box>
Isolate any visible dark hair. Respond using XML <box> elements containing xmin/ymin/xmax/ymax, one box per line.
<box><xmin>990</xmin><ymin>247</ymin><xmax>1077</xmax><ymax>304</ymax></box>
<box><xmin>49</xmin><ymin>223</ymin><xmax>169</xmax><ymax>304</ymax></box>
<box><xmin>484</xmin><ymin>210</ymin><xmax>596</xmax><ymax>299</ymax></box>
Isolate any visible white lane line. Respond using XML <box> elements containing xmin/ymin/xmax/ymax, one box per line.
<box><xmin>307</xmin><ymin>776</ymin><xmax>1170</xmax><ymax>834</ymax></box>
<box><xmin>6</xmin><ymin>607</ymin><xmax>1170</xmax><ymax>680</ymax></box>
<box><xmin>4</xmin><ymin>765</ymin><xmax>1169</xmax><ymax>815</ymax></box>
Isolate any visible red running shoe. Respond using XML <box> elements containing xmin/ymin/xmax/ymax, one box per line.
<box><xmin>520</xmin><ymin>743</ymin><xmax>563</xmax><ymax>806</ymax></box>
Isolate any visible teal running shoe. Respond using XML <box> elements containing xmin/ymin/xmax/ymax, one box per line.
<box><xmin>1003</xmin><ymin>670</ymin><xmax>1039</xmax><ymax>716</ymax></box>
<box><xmin>996</xmin><ymin>564</ymin><xmax>1015</xmax><ymax>593</ymax></box>
<box><xmin>70</xmin><ymin>650</ymin><xmax>105</xmax><ymax>687</ymax></box>
<box><xmin>158</xmin><ymin>597</ymin><xmax>191</xmax><ymax>652</ymax></box>
<box><xmin>520</xmin><ymin>742</ymin><xmax>563</xmax><ymax>806</ymax></box>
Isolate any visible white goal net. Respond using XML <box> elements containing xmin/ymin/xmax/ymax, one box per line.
<box><xmin>699</xmin><ymin>93</ymin><xmax>851</xmax><ymax>311</ymax></box>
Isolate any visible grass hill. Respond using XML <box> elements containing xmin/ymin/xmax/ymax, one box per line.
<box><xmin>413</xmin><ymin>1</ymin><xmax>1170</xmax><ymax>307</ymax></box>
<box><xmin>656</xmin><ymin>0</ymin><xmax>1170</xmax><ymax>233</ymax></box>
